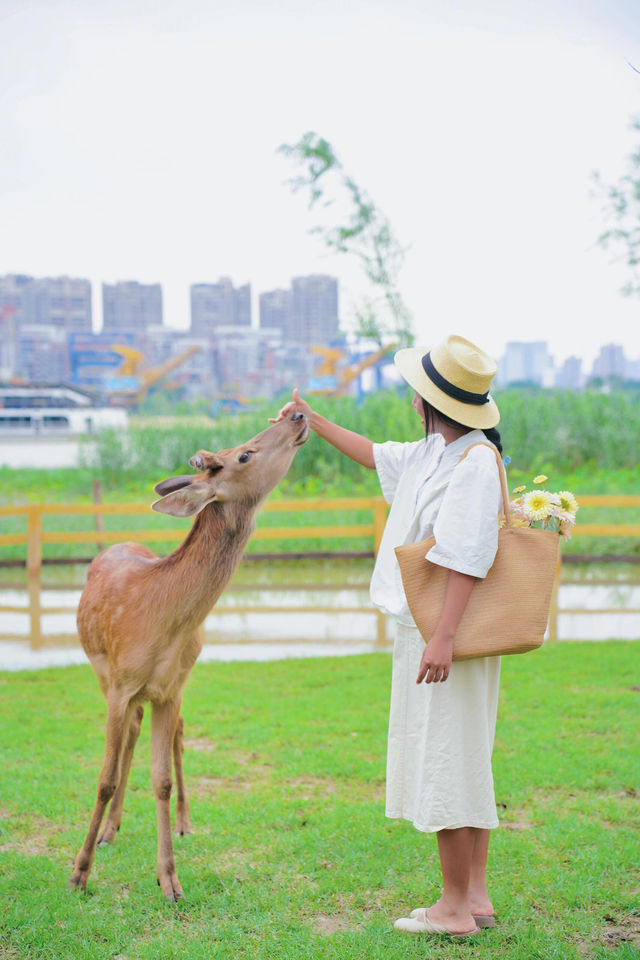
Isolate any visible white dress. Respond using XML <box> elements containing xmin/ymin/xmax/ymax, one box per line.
<box><xmin>370</xmin><ymin>430</ymin><xmax>503</xmax><ymax>833</ymax></box>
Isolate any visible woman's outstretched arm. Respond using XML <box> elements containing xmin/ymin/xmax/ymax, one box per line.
<box><xmin>271</xmin><ymin>388</ymin><xmax>375</xmax><ymax>469</ymax></box>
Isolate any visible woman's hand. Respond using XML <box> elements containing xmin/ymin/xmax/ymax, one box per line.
<box><xmin>270</xmin><ymin>389</ymin><xmax>375</xmax><ymax>467</ymax></box>
<box><xmin>416</xmin><ymin>629</ymin><xmax>454</xmax><ymax>684</ymax></box>
<box><xmin>415</xmin><ymin>570</ymin><xmax>475</xmax><ymax>684</ymax></box>
<box><xmin>269</xmin><ymin>387</ymin><xmax>313</xmax><ymax>424</ymax></box>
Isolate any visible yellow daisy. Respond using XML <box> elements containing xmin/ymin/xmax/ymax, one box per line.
<box><xmin>511</xmin><ymin>514</ymin><xmax>531</xmax><ymax>528</ymax></box>
<box><xmin>513</xmin><ymin>485</ymin><xmax>526</xmax><ymax>494</ymax></box>
<box><xmin>522</xmin><ymin>489</ymin><xmax>554</xmax><ymax>521</ymax></box>
<box><xmin>533</xmin><ymin>475</ymin><xmax>548</xmax><ymax>485</ymax></box>
<box><xmin>557</xmin><ymin>491</ymin><xmax>579</xmax><ymax>515</ymax></box>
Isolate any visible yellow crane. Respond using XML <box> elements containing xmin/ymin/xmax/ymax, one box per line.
<box><xmin>307</xmin><ymin>343</ymin><xmax>395</xmax><ymax>395</ymax></box>
<box><xmin>337</xmin><ymin>343</ymin><xmax>395</xmax><ymax>389</ymax></box>
<box><xmin>109</xmin><ymin>345</ymin><xmax>201</xmax><ymax>405</ymax></box>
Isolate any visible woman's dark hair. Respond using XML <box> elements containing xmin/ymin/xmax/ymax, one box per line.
<box><xmin>421</xmin><ymin>398</ymin><xmax>503</xmax><ymax>455</ymax></box>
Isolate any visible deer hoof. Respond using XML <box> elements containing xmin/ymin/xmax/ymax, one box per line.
<box><xmin>68</xmin><ymin>871</ymin><xmax>88</xmax><ymax>892</ymax></box>
<box><xmin>157</xmin><ymin>869</ymin><xmax>184</xmax><ymax>902</ymax></box>
<box><xmin>175</xmin><ymin>815</ymin><xmax>192</xmax><ymax>836</ymax></box>
<box><xmin>97</xmin><ymin>822</ymin><xmax>118</xmax><ymax>845</ymax></box>
<box><xmin>164</xmin><ymin>889</ymin><xmax>184</xmax><ymax>903</ymax></box>
<box><xmin>189</xmin><ymin>454</ymin><xmax>204</xmax><ymax>470</ymax></box>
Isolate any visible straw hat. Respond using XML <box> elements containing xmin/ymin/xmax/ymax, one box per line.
<box><xmin>394</xmin><ymin>335</ymin><xmax>500</xmax><ymax>429</ymax></box>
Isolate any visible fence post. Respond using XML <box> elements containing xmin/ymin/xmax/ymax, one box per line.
<box><xmin>27</xmin><ymin>571</ymin><xmax>43</xmax><ymax>649</ymax></box>
<box><xmin>375</xmin><ymin>610</ymin><xmax>387</xmax><ymax>646</ymax></box>
<box><xmin>548</xmin><ymin>553</ymin><xmax>562</xmax><ymax>642</ymax></box>
<box><xmin>373</xmin><ymin>498</ymin><xmax>387</xmax><ymax>557</ymax></box>
<box><xmin>26</xmin><ymin>505</ymin><xmax>42</xmax><ymax>575</ymax></box>
<box><xmin>93</xmin><ymin>479</ymin><xmax>105</xmax><ymax>552</ymax></box>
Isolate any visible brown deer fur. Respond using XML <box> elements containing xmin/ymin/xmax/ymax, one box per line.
<box><xmin>69</xmin><ymin>412</ymin><xmax>308</xmax><ymax>900</ymax></box>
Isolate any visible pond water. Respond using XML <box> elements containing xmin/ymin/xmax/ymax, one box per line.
<box><xmin>0</xmin><ymin>559</ymin><xmax>638</xmax><ymax>671</ymax></box>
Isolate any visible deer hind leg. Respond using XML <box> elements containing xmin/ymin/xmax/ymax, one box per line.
<box><xmin>173</xmin><ymin>713</ymin><xmax>191</xmax><ymax>836</ymax></box>
<box><xmin>151</xmin><ymin>699</ymin><xmax>184</xmax><ymax>901</ymax></box>
<box><xmin>69</xmin><ymin>694</ymin><xmax>132</xmax><ymax>892</ymax></box>
<box><xmin>98</xmin><ymin>704</ymin><xmax>144</xmax><ymax>846</ymax></box>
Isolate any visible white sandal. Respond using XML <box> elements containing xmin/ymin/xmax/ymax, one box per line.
<box><xmin>394</xmin><ymin>908</ymin><xmax>480</xmax><ymax>937</ymax></box>
<box><xmin>410</xmin><ymin>905</ymin><xmax>496</xmax><ymax>928</ymax></box>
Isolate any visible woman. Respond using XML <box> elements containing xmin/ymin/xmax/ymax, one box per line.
<box><xmin>272</xmin><ymin>334</ymin><xmax>504</xmax><ymax>939</ymax></box>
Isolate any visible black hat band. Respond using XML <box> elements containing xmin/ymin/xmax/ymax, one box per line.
<box><xmin>422</xmin><ymin>352</ymin><xmax>490</xmax><ymax>406</ymax></box>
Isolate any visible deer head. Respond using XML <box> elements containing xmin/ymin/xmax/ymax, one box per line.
<box><xmin>151</xmin><ymin>411</ymin><xmax>308</xmax><ymax>518</ymax></box>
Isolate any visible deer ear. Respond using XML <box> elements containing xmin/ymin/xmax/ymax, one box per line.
<box><xmin>153</xmin><ymin>474</ymin><xmax>194</xmax><ymax>496</ymax></box>
<box><xmin>151</xmin><ymin>484</ymin><xmax>217</xmax><ymax>517</ymax></box>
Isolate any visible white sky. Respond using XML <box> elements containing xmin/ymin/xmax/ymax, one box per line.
<box><xmin>1</xmin><ymin>0</ymin><xmax>639</xmax><ymax>369</ymax></box>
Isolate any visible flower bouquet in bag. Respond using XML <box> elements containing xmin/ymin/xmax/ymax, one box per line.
<box><xmin>504</xmin><ymin>475</ymin><xmax>579</xmax><ymax>540</ymax></box>
<box><xmin>395</xmin><ymin>446</ymin><xmax>571</xmax><ymax>661</ymax></box>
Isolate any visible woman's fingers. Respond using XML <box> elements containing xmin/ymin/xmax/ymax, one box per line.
<box><xmin>268</xmin><ymin>388</ymin><xmax>306</xmax><ymax>424</ymax></box>
<box><xmin>268</xmin><ymin>402</ymin><xmax>293</xmax><ymax>423</ymax></box>
<box><xmin>417</xmin><ymin>659</ymin><xmax>450</xmax><ymax>684</ymax></box>
<box><xmin>268</xmin><ymin>396</ymin><xmax>296</xmax><ymax>423</ymax></box>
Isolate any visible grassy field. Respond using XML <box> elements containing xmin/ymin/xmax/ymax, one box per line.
<box><xmin>0</xmin><ymin>643</ymin><xmax>638</xmax><ymax>959</ymax></box>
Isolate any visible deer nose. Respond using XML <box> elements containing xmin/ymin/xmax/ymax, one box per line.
<box><xmin>291</xmin><ymin>412</ymin><xmax>306</xmax><ymax>421</ymax></box>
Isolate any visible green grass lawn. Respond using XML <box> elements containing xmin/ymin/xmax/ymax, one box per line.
<box><xmin>0</xmin><ymin>643</ymin><xmax>639</xmax><ymax>960</ymax></box>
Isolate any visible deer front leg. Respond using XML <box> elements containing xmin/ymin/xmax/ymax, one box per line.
<box><xmin>151</xmin><ymin>699</ymin><xmax>184</xmax><ymax>901</ymax></box>
<box><xmin>173</xmin><ymin>713</ymin><xmax>191</xmax><ymax>836</ymax></box>
<box><xmin>69</xmin><ymin>695</ymin><xmax>131</xmax><ymax>891</ymax></box>
<box><xmin>98</xmin><ymin>704</ymin><xmax>144</xmax><ymax>846</ymax></box>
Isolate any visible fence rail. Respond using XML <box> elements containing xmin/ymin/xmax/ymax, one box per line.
<box><xmin>0</xmin><ymin>497</ymin><xmax>390</xmax><ymax>573</ymax></box>
<box><xmin>1</xmin><ymin>496</ymin><xmax>639</xmax><ymax>645</ymax></box>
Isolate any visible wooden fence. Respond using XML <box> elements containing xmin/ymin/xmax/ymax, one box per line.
<box><xmin>0</xmin><ymin>497</ymin><xmax>390</xmax><ymax>574</ymax></box>
<box><xmin>1</xmin><ymin>495</ymin><xmax>639</xmax><ymax>644</ymax></box>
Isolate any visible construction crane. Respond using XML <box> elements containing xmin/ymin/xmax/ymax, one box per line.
<box><xmin>310</xmin><ymin>345</ymin><xmax>345</xmax><ymax>378</ymax></box>
<box><xmin>338</xmin><ymin>343</ymin><xmax>395</xmax><ymax>389</ymax></box>
<box><xmin>307</xmin><ymin>343</ymin><xmax>395</xmax><ymax>395</ymax></box>
<box><xmin>110</xmin><ymin>345</ymin><xmax>145</xmax><ymax>378</ymax></box>
<box><xmin>107</xmin><ymin>345</ymin><xmax>201</xmax><ymax>406</ymax></box>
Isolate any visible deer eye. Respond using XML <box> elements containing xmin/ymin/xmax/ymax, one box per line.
<box><xmin>238</xmin><ymin>451</ymin><xmax>251</xmax><ymax>463</ymax></box>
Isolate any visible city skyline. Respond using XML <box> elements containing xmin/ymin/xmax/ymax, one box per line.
<box><xmin>2</xmin><ymin>269</ymin><xmax>638</xmax><ymax>375</ymax></box>
<box><xmin>2</xmin><ymin>1</ymin><xmax>640</xmax><ymax>372</ymax></box>
<box><xmin>0</xmin><ymin>266</ymin><xmax>640</xmax><ymax>391</ymax></box>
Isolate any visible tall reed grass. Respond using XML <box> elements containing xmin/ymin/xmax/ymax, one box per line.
<box><xmin>83</xmin><ymin>387</ymin><xmax>640</xmax><ymax>492</ymax></box>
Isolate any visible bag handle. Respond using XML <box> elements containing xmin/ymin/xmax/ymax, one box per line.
<box><xmin>455</xmin><ymin>442</ymin><xmax>511</xmax><ymax>527</ymax></box>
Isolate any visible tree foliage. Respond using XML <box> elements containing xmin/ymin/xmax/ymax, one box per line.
<box><xmin>595</xmin><ymin>117</ymin><xmax>640</xmax><ymax>295</ymax></box>
<box><xmin>279</xmin><ymin>132</ymin><xmax>413</xmax><ymax>346</ymax></box>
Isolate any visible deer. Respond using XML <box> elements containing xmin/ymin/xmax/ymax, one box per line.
<box><xmin>68</xmin><ymin>411</ymin><xmax>308</xmax><ymax>901</ymax></box>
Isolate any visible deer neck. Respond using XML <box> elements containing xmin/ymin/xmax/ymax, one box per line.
<box><xmin>154</xmin><ymin>499</ymin><xmax>258</xmax><ymax>630</ymax></box>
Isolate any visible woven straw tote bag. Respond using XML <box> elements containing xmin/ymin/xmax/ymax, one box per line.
<box><xmin>394</xmin><ymin>442</ymin><xmax>560</xmax><ymax>661</ymax></box>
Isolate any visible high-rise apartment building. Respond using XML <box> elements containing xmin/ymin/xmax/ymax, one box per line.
<box><xmin>290</xmin><ymin>275</ymin><xmax>339</xmax><ymax>345</ymax></box>
<box><xmin>555</xmin><ymin>356</ymin><xmax>583</xmax><ymax>390</ymax></box>
<box><xmin>102</xmin><ymin>281</ymin><xmax>163</xmax><ymax>333</ymax></box>
<box><xmin>0</xmin><ymin>274</ymin><xmax>38</xmax><ymax>333</ymax></box>
<box><xmin>36</xmin><ymin>276</ymin><xmax>92</xmax><ymax>333</ymax></box>
<box><xmin>0</xmin><ymin>274</ymin><xmax>91</xmax><ymax>333</ymax></box>
<box><xmin>16</xmin><ymin>326</ymin><xmax>68</xmax><ymax>382</ymax></box>
<box><xmin>591</xmin><ymin>343</ymin><xmax>626</xmax><ymax>380</ymax></box>
<box><xmin>498</xmin><ymin>341</ymin><xmax>553</xmax><ymax>386</ymax></box>
<box><xmin>259</xmin><ymin>289</ymin><xmax>292</xmax><ymax>332</ymax></box>
<box><xmin>0</xmin><ymin>274</ymin><xmax>93</xmax><ymax>381</ymax></box>
<box><xmin>190</xmin><ymin>278</ymin><xmax>251</xmax><ymax>335</ymax></box>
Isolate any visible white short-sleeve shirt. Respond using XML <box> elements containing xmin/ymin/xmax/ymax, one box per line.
<box><xmin>370</xmin><ymin>429</ymin><xmax>503</xmax><ymax>624</ymax></box>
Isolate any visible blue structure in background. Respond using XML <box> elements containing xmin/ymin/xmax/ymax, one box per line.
<box><xmin>69</xmin><ymin>332</ymin><xmax>135</xmax><ymax>388</ymax></box>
